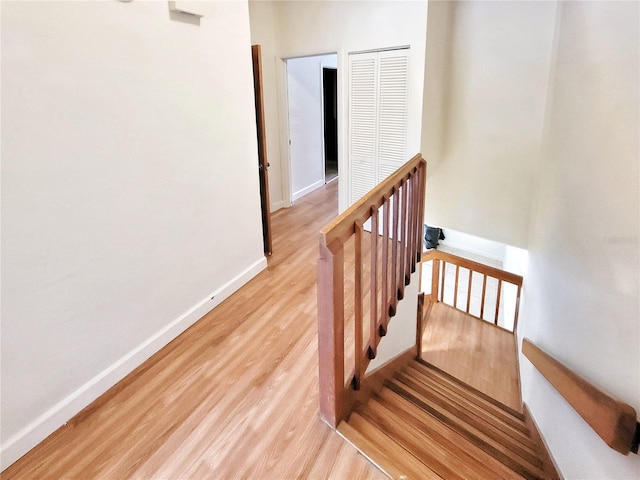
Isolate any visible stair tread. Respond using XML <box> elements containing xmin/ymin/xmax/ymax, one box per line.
<box><xmin>401</xmin><ymin>365</ymin><xmax>537</xmax><ymax>450</ymax></box>
<box><xmin>385</xmin><ymin>377</ymin><xmax>547</xmax><ymax>480</ymax></box>
<box><xmin>357</xmin><ymin>401</ymin><xmax>473</xmax><ymax>479</ymax></box>
<box><xmin>394</xmin><ymin>372</ymin><xmax>540</xmax><ymax>463</ymax></box>
<box><xmin>363</xmin><ymin>396</ymin><xmax>524</xmax><ymax>480</ymax></box>
<box><xmin>376</xmin><ymin>387</ymin><xmax>526</xmax><ymax>480</ymax></box>
<box><xmin>340</xmin><ymin>414</ymin><xmax>443</xmax><ymax>479</ymax></box>
<box><xmin>405</xmin><ymin>362</ymin><xmax>529</xmax><ymax>436</ymax></box>
<box><xmin>412</xmin><ymin>359</ymin><xmax>525</xmax><ymax>421</ymax></box>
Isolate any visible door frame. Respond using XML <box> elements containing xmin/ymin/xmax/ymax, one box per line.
<box><xmin>279</xmin><ymin>51</ymin><xmax>340</xmax><ymax>205</ymax></box>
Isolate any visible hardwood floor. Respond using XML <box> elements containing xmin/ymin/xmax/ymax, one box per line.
<box><xmin>420</xmin><ymin>302</ymin><xmax>522</xmax><ymax>411</ymax></box>
<box><xmin>3</xmin><ymin>181</ymin><xmax>385</xmax><ymax>480</ymax></box>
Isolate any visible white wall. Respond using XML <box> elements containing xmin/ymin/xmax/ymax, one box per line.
<box><xmin>367</xmin><ymin>271</ymin><xmax>419</xmax><ymax>372</ymax></box>
<box><xmin>287</xmin><ymin>54</ymin><xmax>337</xmax><ymax>201</ymax></box>
<box><xmin>249</xmin><ymin>0</ymin><xmax>427</xmax><ymax>213</ymax></box>
<box><xmin>421</xmin><ymin>1</ymin><xmax>557</xmax><ymax>248</ymax></box>
<box><xmin>519</xmin><ymin>1</ymin><xmax>640</xmax><ymax>478</ymax></box>
<box><xmin>1</xmin><ymin>1</ymin><xmax>265</xmax><ymax>469</ymax></box>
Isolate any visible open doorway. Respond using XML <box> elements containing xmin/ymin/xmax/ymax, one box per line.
<box><xmin>286</xmin><ymin>53</ymin><xmax>337</xmax><ymax>202</ymax></box>
<box><xmin>322</xmin><ymin>67</ymin><xmax>338</xmax><ymax>184</ymax></box>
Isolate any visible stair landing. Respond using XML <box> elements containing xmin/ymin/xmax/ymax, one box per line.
<box><xmin>421</xmin><ymin>301</ymin><xmax>522</xmax><ymax>411</ymax></box>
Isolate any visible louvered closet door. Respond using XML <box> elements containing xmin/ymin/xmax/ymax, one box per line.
<box><xmin>377</xmin><ymin>49</ymin><xmax>409</xmax><ymax>182</ymax></box>
<box><xmin>349</xmin><ymin>52</ymin><xmax>378</xmax><ymax>204</ymax></box>
<box><xmin>348</xmin><ymin>48</ymin><xmax>409</xmax><ymax>206</ymax></box>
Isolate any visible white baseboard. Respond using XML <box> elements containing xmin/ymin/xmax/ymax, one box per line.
<box><xmin>436</xmin><ymin>228</ymin><xmax>506</xmax><ymax>265</ymax></box>
<box><xmin>0</xmin><ymin>256</ymin><xmax>267</xmax><ymax>471</ymax></box>
<box><xmin>292</xmin><ymin>179</ymin><xmax>324</xmax><ymax>202</ymax></box>
<box><xmin>270</xmin><ymin>199</ymin><xmax>290</xmax><ymax>212</ymax></box>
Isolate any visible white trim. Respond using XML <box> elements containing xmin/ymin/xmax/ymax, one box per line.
<box><xmin>0</xmin><ymin>257</ymin><xmax>267</xmax><ymax>471</ymax></box>
<box><xmin>437</xmin><ymin>228</ymin><xmax>507</xmax><ymax>264</ymax></box>
<box><xmin>282</xmin><ymin>53</ymin><xmax>340</xmax><ymax>205</ymax></box>
<box><xmin>276</xmin><ymin>56</ymin><xmax>292</xmax><ymax>206</ymax></box>
<box><xmin>292</xmin><ymin>179</ymin><xmax>325</xmax><ymax>201</ymax></box>
<box><xmin>270</xmin><ymin>199</ymin><xmax>291</xmax><ymax>212</ymax></box>
<box><xmin>320</xmin><ymin>62</ymin><xmax>327</xmax><ymax>184</ymax></box>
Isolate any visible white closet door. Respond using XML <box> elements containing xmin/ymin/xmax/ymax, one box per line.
<box><xmin>377</xmin><ymin>49</ymin><xmax>409</xmax><ymax>182</ymax></box>
<box><xmin>348</xmin><ymin>48</ymin><xmax>409</xmax><ymax>206</ymax></box>
<box><xmin>349</xmin><ymin>52</ymin><xmax>378</xmax><ymax>204</ymax></box>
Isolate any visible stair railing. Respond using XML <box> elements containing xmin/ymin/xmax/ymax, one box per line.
<box><xmin>422</xmin><ymin>250</ymin><xmax>523</xmax><ymax>332</ymax></box>
<box><xmin>523</xmin><ymin>338</ymin><xmax>640</xmax><ymax>455</ymax></box>
<box><xmin>317</xmin><ymin>153</ymin><xmax>427</xmax><ymax>427</ymax></box>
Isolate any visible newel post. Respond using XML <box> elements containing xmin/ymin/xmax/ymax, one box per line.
<box><xmin>317</xmin><ymin>238</ymin><xmax>345</xmax><ymax>427</ymax></box>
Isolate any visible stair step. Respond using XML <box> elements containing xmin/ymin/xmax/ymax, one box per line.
<box><xmin>412</xmin><ymin>359</ymin><xmax>526</xmax><ymax>423</ymax></box>
<box><xmin>358</xmin><ymin>401</ymin><xmax>472</xmax><ymax>479</ymax></box>
<box><xmin>340</xmin><ymin>414</ymin><xmax>442</xmax><ymax>479</ymax></box>
<box><xmin>376</xmin><ymin>387</ymin><xmax>524</xmax><ymax>480</ymax></box>
<box><xmin>402</xmin><ymin>365</ymin><xmax>536</xmax><ymax>450</ymax></box>
<box><xmin>385</xmin><ymin>377</ymin><xmax>546</xmax><ymax>480</ymax></box>
<box><xmin>363</xmin><ymin>397</ymin><xmax>519</xmax><ymax>480</ymax></box>
<box><xmin>394</xmin><ymin>371</ymin><xmax>540</xmax><ymax>463</ymax></box>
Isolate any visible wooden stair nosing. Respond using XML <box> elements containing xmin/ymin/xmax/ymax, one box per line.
<box><xmin>385</xmin><ymin>378</ymin><xmax>546</xmax><ymax>480</ymax></box>
<box><xmin>413</xmin><ymin>359</ymin><xmax>525</xmax><ymax>420</ymax></box>
<box><xmin>363</xmin><ymin>396</ymin><xmax>521</xmax><ymax>480</ymax></box>
<box><xmin>341</xmin><ymin>415</ymin><xmax>443</xmax><ymax>480</ymax></box>
<box><xmin>337</xmin><ymin>420</ymin><xmax>419</xmax><ymax>480</ymax></box>
<box><xmin>405</xmin><ymin>363</ymin><xmax>529</xmax><ymax>435</ymax></box>
<box><xmin>402</xmin><ymin>365</ymin><xmax>536</xmax><ymax>449</ymax></box>
<box><xmin>393</xmin><ymin>372</ymin><xmax>541</xmax><ymax>466</ymax></box>
<box><xmin>376</xmin><ymin>387</ymin><xmax>526</xmax><ymax>480</ymax></box>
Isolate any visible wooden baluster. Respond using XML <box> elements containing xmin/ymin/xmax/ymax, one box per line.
<box><xmin>453</xmin><ymin>265</ymin><xmax>460</xmax><ymax>310</ymax></box>
<box><xmin>403</xmin><ymin>176</ymin><xmax>410</xmax><ymax>282</ymax></box>
<box><xmin>407</xmin><ymin>173</ymin><xmax>416</xmax><ymax>275</ymax></box>
<box><xmin>368</xmin><ymin>207</ymin><xmax>378</xmax><ymax>359</ymax></box>
<box><xmin>416</xmin><ymin>162</ymin><xmax>426</xmax><ymax>262</ymax></box>
<box><xmin>398</xmin><ymin>179</ymin><xmax>408</xmax><ymax>298</ymax></box>
<box><xmin>466</xmin><ymin>269</ymin><xmax>473</xmax><ymax>313</ymax></box>
<box><xmin>389</xmin><ymin>187</ymin><xmax>400</xmax><ymax>319</ymax></box>
<box><xmin>431</xmin><ymin>259</ymin><xmax>440</xmax><ymax>303</ymax></box>
<box><xmin>494</xmin><ymin>279</ymin><xmax>502</xmax><ymax>326</ymax></box>
<box><xmin>411</xmin><ymin>169</ymin><xmax>422</xmax><ymax>269</ymax></box>
<box><xmin>513</xmin><ymin>284</ymin><xmax>522</xmax><ymax>332</ymax></box>
<box><xmin>353</xmin><ymin>221</ymin><xmax>363</xmax><ymax>390</ymax></box>
<box><xmin>440</xmin><ymin>261</ymin><xmax>446</xmax><ymax>303</ymax></box>
<box><xmin>416</xmin><ymin>292</ymin><xmax>425</xmax><ymax>355</ymax></box>
<box><xmin>317</xmin><ymin>239</ymin><xmax>345</xmax><ymax>427</ymax></box>
<box><xmin>381</xmin><ymin>195</ymin><xmax>390</xmax><ymax>335</ymax></box>
<box><xmin>480</xmin><ymin>274</ymin><xmax>487</xmax><ymax>320</ymax></box>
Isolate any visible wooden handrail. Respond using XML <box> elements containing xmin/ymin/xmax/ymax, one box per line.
<box><xmin>523</xmin><ymin>338</ymin><xmax>639</xmax><ymax>455</ymax></box>
<box><xmin>421</xmin><ymin>249</ymin><xmax>523</xmax><ymax>331</ymax></box>
<box><xmin>317</xmin><ymin>153</ymin><xmax>427</xmax><ymax>427</ymax></box>
<box><xmin>321</xmin><ymin>154</ymin><xmax>426</xmax><ymax>247</ymax></box>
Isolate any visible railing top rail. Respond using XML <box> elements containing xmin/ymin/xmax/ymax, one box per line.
<box><xmin>320</xmin><ymin>153</ymin><xmax>425</xmax><ymax>248</ymax></box>
<box><xmin>422</xmin><ymin>249</ymin><xmax>523</xmax><ymax>287</ymax></box>
<box><xmin>522</xmin><ymin>338</ymin><xmax>638</xmax><ymax>455</ymax></box>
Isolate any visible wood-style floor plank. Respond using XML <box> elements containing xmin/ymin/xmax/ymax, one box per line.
<box><xmin>420</xmin><ymin>301</ymin><xmax>522</xmax><ymax>411</ymax></box>
<box><xmin>3</xmin><ymin>182</ymin><xmax>386</xmax><ymax>480</ymax></box>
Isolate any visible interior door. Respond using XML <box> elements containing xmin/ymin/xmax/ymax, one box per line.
<box><xmin>252</xmin><ymin>45</ymin><xmax>273</xmax><ymax>256</ymax></box>
<box><xmin>348</xmin><ymin>48</ymin><xmax>409</xmax><ymax>205</ymax></box>
<box><xmin>348</xmin><ymin>51</ymin><xmax>379</xmax><ymax>205</ymax></box>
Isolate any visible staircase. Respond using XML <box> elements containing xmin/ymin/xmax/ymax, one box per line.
<box><xmin>338</xmin><ymin>359</ymin><xmax>557</xmax><ymax>480</ymax></box>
